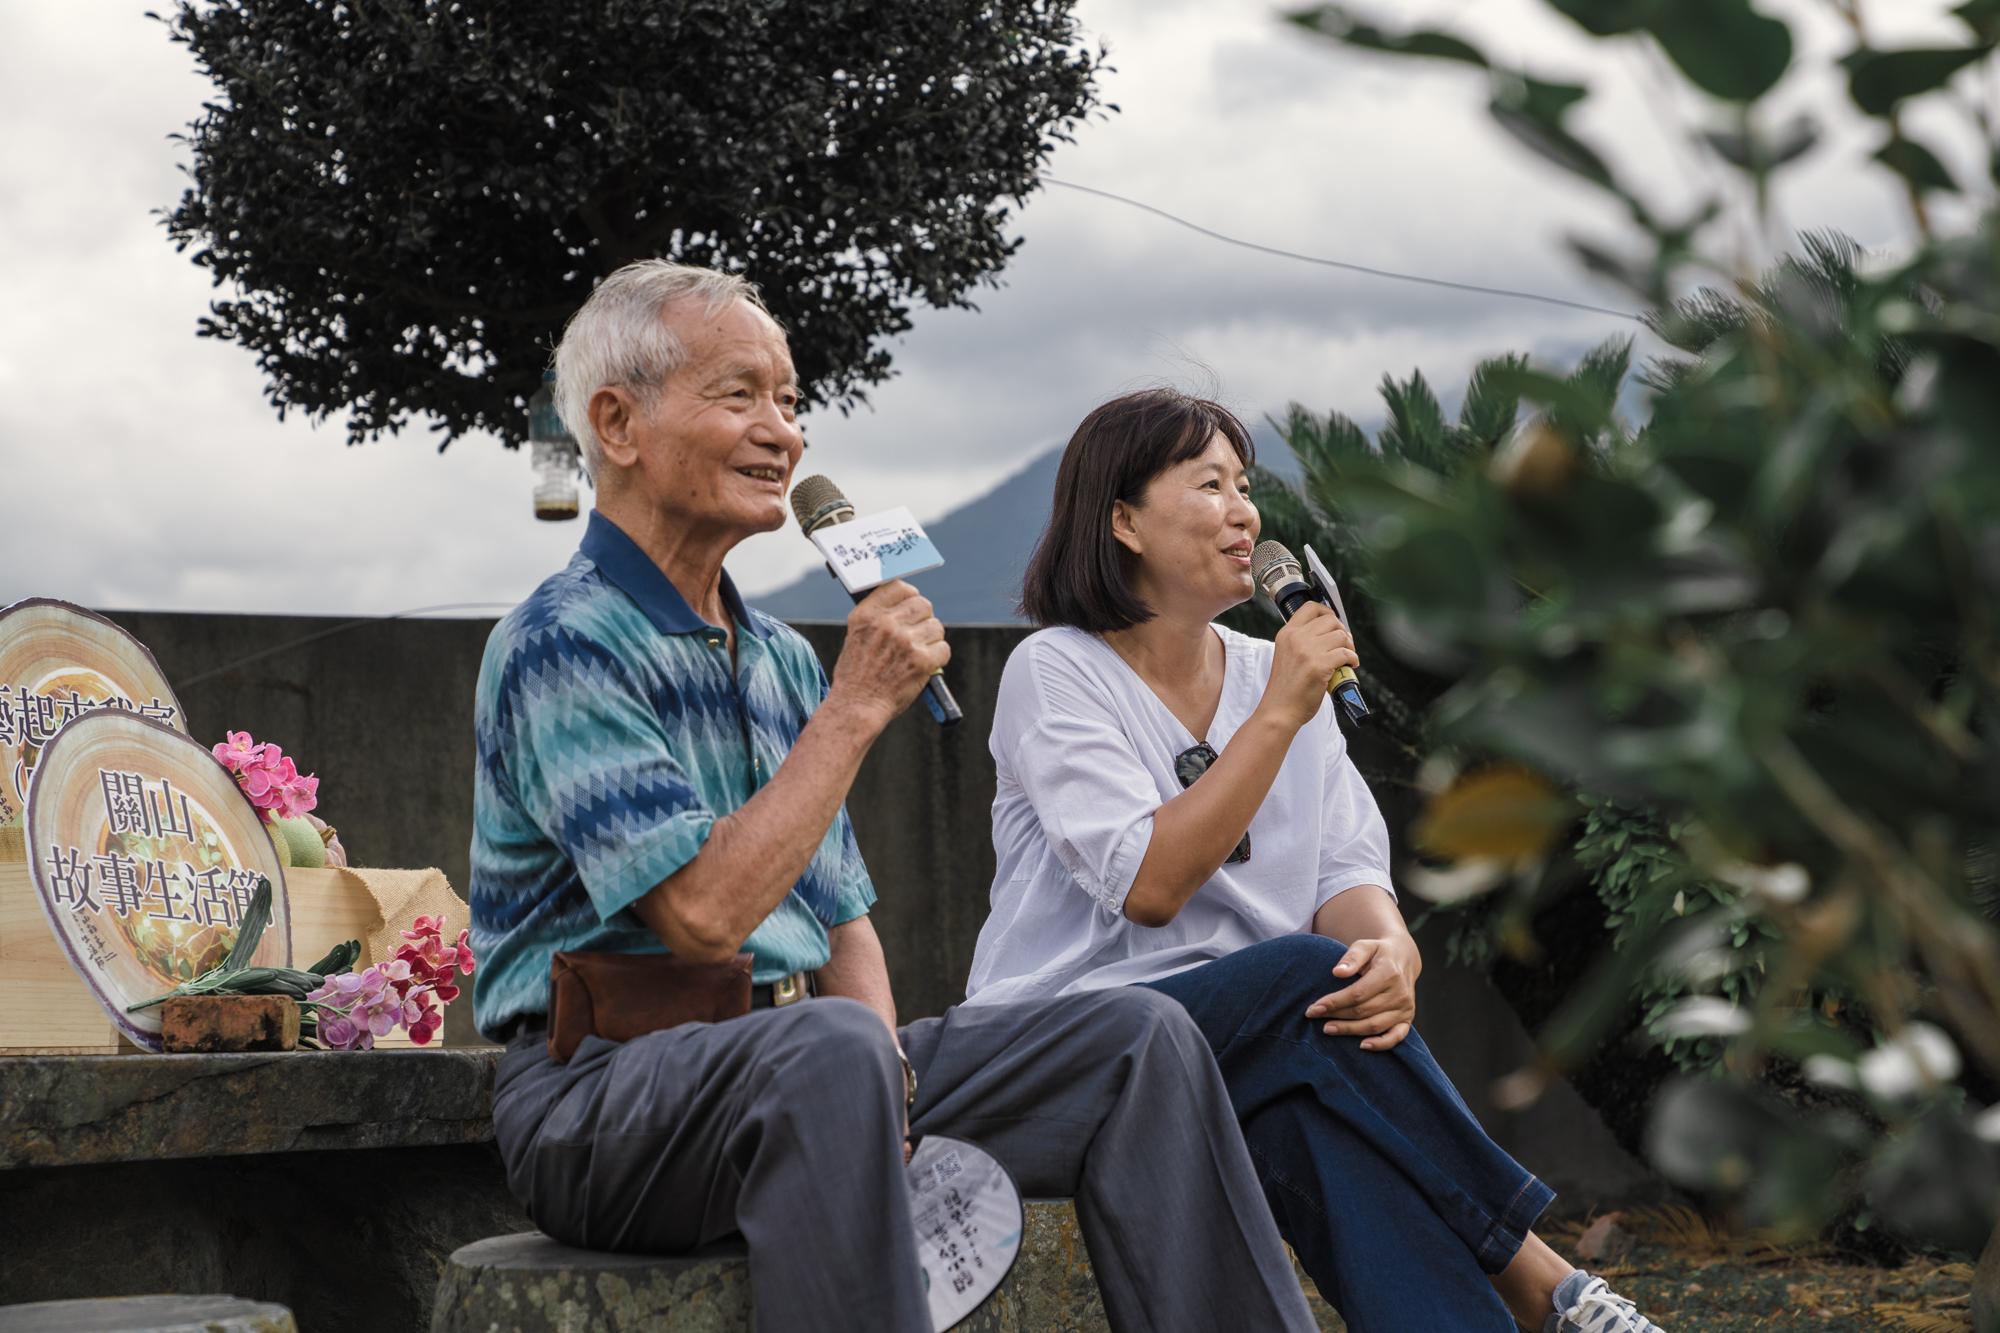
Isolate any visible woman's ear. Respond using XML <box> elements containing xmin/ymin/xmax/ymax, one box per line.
<box><xmin>1109</xmin><ymin>497</ymin><xmax>1144</xmax><ymax>556</ymax></box>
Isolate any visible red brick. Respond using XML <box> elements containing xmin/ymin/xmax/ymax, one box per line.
<box><xmin>161</xmin><ymin>996</ymin><xmax>301</xmax><ymax>1053</ymax></box>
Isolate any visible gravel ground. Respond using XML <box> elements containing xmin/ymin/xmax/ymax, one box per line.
<box><xmin>1288</xmin><ymin>1207</ymin><xmax>1977</xmax><ymax>1332</ymax></box>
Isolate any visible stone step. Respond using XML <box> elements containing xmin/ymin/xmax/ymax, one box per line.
<box><xmin>433</xmin><ymin>1200</ymin><xmax>1345</xmax><ymax>1333</ymax></box>
<box><xmin>0</xmin><ymin>1295</ymin><xmax>296</xmax><ymax>1333</ymax></box>
<box><xmin>431</xmin><ymin>1199</ymin><xmax>1111</xmax><ymax>1333</ymax></box>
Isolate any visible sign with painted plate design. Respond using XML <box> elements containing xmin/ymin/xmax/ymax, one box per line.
<box><xmin>0</xmin><ymin>598</ymin><xmax>186</xmax><ymax>829</ymax></box>
<box><xmin>23</xmin><ymin>710</ymin><xmax>289</xmax><ymax>1050</ymax></box>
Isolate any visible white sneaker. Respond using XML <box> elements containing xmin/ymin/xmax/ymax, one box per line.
<box><xmin>1548</xmin><ymin>1274</ymin><xmax>1663</xmax><ymax>1333</ymax></box>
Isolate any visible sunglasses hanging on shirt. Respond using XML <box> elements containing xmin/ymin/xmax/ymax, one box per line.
<box><xmin>1173</xmin><ymin>742</ymin><xmax>1250</xmax><ymax>864</ymax></box>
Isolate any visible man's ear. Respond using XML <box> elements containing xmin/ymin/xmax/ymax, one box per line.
<box><xmin>1109</xmin><ymin>498</ymin><xmax>1144</xmax><ymax>556</ymax></box>
<box><xmin>589</xmin><ymin>386</ymin><xmax>645</xmax><ymax>470</ymax></box>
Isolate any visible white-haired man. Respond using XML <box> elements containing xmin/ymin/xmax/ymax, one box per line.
<box><xmin>470</xmin><ymin>261</ymin><xmax>1319</xmax><ymax>1332</ymax></box>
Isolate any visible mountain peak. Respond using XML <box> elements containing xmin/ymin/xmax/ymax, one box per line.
<box><xmin>750</xmin><ymin>447</ymin><xmax>1063</xmax><ymax>624</ymax></box>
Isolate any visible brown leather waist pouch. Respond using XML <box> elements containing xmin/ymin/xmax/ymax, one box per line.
<box><xmin>547</xmin><ymin>950</ymin><xmax>754</xmax><ymax>1063</ymax></box>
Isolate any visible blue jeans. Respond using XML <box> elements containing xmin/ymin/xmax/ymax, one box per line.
<box><xmin>1142</xmin><ymin>933</ymin><xmax>1553</xmax><ymax>1333</ymax></box>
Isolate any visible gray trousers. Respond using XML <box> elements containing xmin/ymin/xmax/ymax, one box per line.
<box><xmin>493</xmin><ymin>987</ymin><xmax>1318</xmax><ymax>1333</ymax></box>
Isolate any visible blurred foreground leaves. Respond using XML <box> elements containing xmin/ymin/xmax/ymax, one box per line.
<box><xmin>1280</xmin><ymin>0</ymin><xmax>2000</xmax><ymax>1256</ymax></box>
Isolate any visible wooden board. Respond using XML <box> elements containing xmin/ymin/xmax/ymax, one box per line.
<box><xmin>1</xmin><ymin>833</ymin><xmax>458</xmax><ymax>1055</ymax></box>
<box><xmin>0</xmin><ymin>824</ymin><xmax>125</xmax><ymax>1053</ymax></box>
<box><xmin>287</xmin><ymin>866</ymin><xmax>422</xmax><ymax>1051</ymax></box>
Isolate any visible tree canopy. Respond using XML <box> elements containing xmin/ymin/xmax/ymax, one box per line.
<box><xmin>160</xmin><ymin>0</ymin><xmax>1105</xmax><ymax>447</ymax></box>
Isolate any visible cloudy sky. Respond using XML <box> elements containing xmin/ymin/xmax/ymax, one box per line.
<box><xmin>0</xmin><ymin>0</ymin><xmax>1982</xmax><ymax>617</ymax></box>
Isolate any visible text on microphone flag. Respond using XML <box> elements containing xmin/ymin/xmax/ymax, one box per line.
<box><xmin>808</xmin><ymin>507</ymin><xmax>946</xmax><ymax>595</ymax></box>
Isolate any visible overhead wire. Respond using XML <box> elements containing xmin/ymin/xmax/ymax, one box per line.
<box><xmin>1041</xmin><ymin>177</ymin><xmax>1645</xmax><ymax>323</ymax></box>
<box><xmin>173</xmin><ymin>602</ymin><xmax>518</xmax><ymax>690</ymax></box>
<box><xmin>178</xmin><ymin>183</ymin><xmax>1632</xmax><ymax>684</ymax></box>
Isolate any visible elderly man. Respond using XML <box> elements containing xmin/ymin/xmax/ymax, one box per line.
<box><xmin>471</xmin><ymin>260</ymin><xmax>1317</xmax><ymax>1333</ymax></box>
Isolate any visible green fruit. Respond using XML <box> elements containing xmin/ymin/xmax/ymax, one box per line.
<box><xmin>275</xmin><ymin>816</ymin><xmax>326</xmax><ymax>869</ymax></box>
<box><xmin>267</xmin><ymin>822</ymin><xmax>293</xmax><ymax>867</ymax></box>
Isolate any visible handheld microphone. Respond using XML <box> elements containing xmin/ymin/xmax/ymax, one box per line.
<box><xmin>791</xmin><ymin>475</ymin><xmax>963</xmax><ymax>727</ymax></box>
<box><xmin>1250</xmin><ymin>539</ymin><xmax>1371</xmax><ymax>726</ymax></box>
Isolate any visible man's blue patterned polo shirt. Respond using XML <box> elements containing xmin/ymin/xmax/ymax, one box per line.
<box><xmin>469</xmin><ymin>510</ymin><xmax>874</xmax><ymax>1039</ymax></box>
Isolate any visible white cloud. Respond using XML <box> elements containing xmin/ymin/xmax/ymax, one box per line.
<box><xmin>0</xmin><ymin>0</ymin><xmax>1982</xmax><ymax>613</ymax></box>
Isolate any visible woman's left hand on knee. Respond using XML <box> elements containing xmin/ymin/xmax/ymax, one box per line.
<box><xmin>1304</xmin><ymin>938</ymin><xmax>1418</xmax><ymax>1051</ymax></box>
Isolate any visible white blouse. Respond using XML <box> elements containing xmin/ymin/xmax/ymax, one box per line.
<box><xmin>962</xmin><ymin>624</ymin><xmax>1395</xmax><ymax>1007</ymax></box>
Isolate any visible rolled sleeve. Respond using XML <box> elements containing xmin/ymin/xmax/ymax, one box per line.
<box><xmin>1007</xmin><ymin>652</ymin><xmax>1164</xmax><ymax>916</ymax></box>
<box><xmin>498</xmin><ymin>625</ymin><xmax>717</xmax><ymax>922</ymax></box>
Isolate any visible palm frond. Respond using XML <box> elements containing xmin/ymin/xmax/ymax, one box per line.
<box><xmin>1647</xmin><ymin>287</ymin><xmax>1750</xmax><ymax>353</ymax></box>
<box><xmin>1786</xmin><ymin>229</ymin><xmax>1864</xmax><ymax>301</ymax></box>
<box><xmin>1247</xmin><ymin>463</ymin><xmax>1310</xmax><ymax>536</ymax></box>
<box><xmin>1277</xmin><ymin>403</ymin><xmax>1372</xmax><ymax>494</ymax></box>
<box><xmin>1570</xmin><ymin>338</ymin><xmax>1633</xmax><ymax>406</ymax></box>
<box><xmin>1454</xmin><ymin>353</ymin><xmax>1529</xmax><ymax>453</ymax></box>
<box><xmin>1378</xmin><ymin>369</ymin><xmax>1455</xmax><ymax>474</ymax></box>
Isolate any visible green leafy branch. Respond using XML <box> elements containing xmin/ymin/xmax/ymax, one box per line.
<box><xmin>130</xmin><ymin>878</ymin><xmax>361</xmax><ymax>1045</ymax></box>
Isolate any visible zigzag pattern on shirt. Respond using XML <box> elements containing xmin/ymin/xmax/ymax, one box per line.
<box><xmin>469</xmin><ymin>553</ymin><xmax>867</xmax><ymax>1034</ymax></box>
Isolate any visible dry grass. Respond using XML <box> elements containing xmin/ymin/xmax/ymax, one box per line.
<box><xmin>1535</xmin><ymin>1209</ymin><xmax>1977</xmax><ymax>1332</ymax></box>
<box><xmin>1872</xmin><ymin>1263</ymin><xmax>1975</xmax><ymax>1333</ymax></box>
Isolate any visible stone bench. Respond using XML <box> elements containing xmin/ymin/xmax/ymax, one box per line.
<box><xmin>0</xmin><ymin>1051</ymin><xmax>527</xmax><ymax>1332</ymax></box>
<box><xmin>0</xmin><ymin>1295</ymin><xmax>296</xmax><ymax>1333</ymax></box>
<box><xmin>433</xmin><ymin>1201</ymin><xmax>1345</xmax><ymax>1333</ymax></box>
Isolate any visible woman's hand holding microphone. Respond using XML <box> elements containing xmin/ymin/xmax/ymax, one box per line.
<box><xmin>1256</xmin><ymin>601</ymin><xmax>1359</xmax><ymax>733</ymax></box>
<box><xmin>1262</xmin><ymin>603</ymin><xmax>1421</xmax><ymax>1054</ymax></box>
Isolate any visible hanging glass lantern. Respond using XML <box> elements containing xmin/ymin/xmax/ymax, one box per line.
<box><xmin>529</xmin><ymin>370</ymin><xmax>581</xmax><ymax>521</ymax></box>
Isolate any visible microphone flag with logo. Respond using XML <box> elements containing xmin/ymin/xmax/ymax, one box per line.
<box><xmin>791</xmin><ymin>475</ymin><xmax>963</xmax><ymax>727</ymax></box>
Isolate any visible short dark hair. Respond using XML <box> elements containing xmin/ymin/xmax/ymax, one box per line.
<box><xmin>1019</xmin><ymin>389</ymin><xmax>1255</xmax><ymax>633</ymax></box>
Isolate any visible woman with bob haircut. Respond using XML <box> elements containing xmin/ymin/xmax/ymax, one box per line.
<box><xmin>964</xmin><ymin>388</ymin><xmax>1661</xmax><ymax>1333</ymax></box>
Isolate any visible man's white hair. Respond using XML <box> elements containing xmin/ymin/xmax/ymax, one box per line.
<box><xmin>552</xmin><ymin>260</ymin><xmax>771</xmax><ymax>480</ymax></box>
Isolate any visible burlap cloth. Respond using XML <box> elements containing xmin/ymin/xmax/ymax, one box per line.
<box><xmin>339</xmin><ymin>866</ymin><xmax>470</xmax><ymax>967</ymax></box>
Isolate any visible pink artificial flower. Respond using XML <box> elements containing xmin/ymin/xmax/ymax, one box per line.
<box><xmin>395</xmin><ymin>916</ymin><xmax>477</xmax><ymax>1002</ymax></box>
<box><xmin>318</xmin><ymin>1014</ymin><xmax>368</xmax><ymax>1051</ymax></box>
<box><xmin>212</xmin><ymin>732</ymin><xmax>265</xmax><ymax>772</ymax></box>
<box><xmin>212</xmin><ymin>730</ymin><xmax>320</xmax><ymax>823</ymax></box>
<box><xmin>236</xmin><ymin>753</ymin><xmax>288</xmax><ymax>800</ymax></box>
<box><xmin>404</xmin><ymin>994</ymin><xmax>443</xmax><ymax>1046</ymax></box>
<box><xmin>279</xmin><ymin>771</ymin><xmax>320</xmax><ymax>820</ymax></box>
<box><xmin>316</xmin><ymin>971</ymin><xmax>371</xmax><ymax>1003</ymax></box>
<box><xmin>309</xmin><ymin>919</ymin><xmax>472</xmax><ymax>1050</ymax></box>
<box><xmin>308</xmin><ymin>963</ymin><xmax>405</xmax><ymax>1049</ymax></box>
<box><xmin>376</xmin><ymin>958</ymin><xmax>414</xmax><ymax>991</ymax></box>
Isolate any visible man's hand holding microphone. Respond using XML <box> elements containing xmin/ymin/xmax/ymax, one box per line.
<box><xmin>829</xmin><ymin>581</ymin><xmax>951</xmax><ymax>734</ymax></box>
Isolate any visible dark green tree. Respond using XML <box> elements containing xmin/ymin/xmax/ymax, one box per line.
<box><xmin>159</xmin><ymin>0</ymin><xmax>1105</xmax><ymax>446</ymax></box>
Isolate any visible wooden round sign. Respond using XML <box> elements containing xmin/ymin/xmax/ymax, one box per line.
<box><xmin>23</xmin><ymin>710</ymin><xmax>290</xmax><ymax>1050</ymax></box>
<box><xmin>0</xmin><ymin>598</ymin><xmax>186</xmax><ymax>829</ymax></box>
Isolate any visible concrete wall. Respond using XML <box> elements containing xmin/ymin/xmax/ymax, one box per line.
<box><xmin>100</xmin><ymin>610</ymin><xmax>1660</xmax><ymax>1212</ymax></box>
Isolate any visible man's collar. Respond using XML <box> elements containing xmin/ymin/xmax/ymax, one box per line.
<box><xmin>580</xmin><ymin>510</ymin><xmax>771</xmax><ymax>640</ymax></box>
